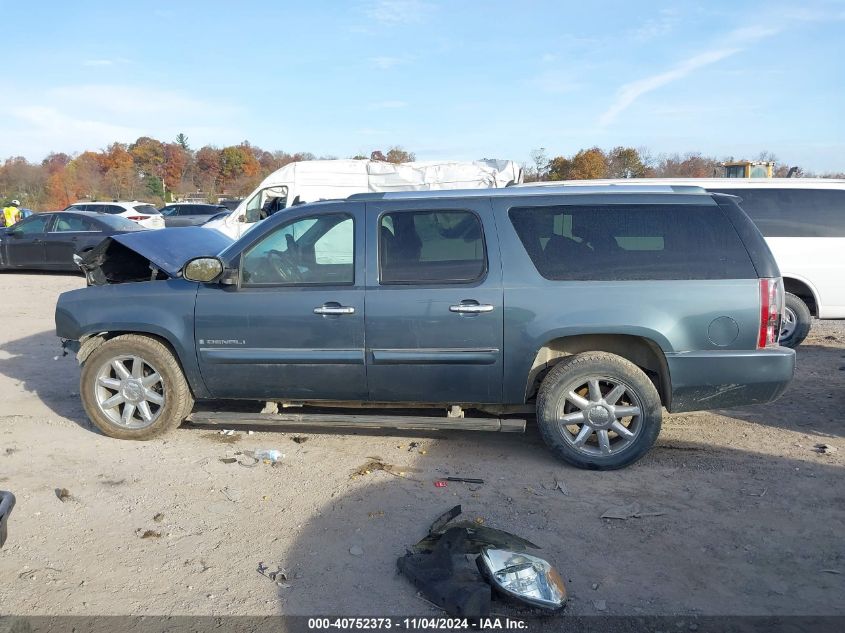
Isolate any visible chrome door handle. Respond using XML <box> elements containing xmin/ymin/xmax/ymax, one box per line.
<box><xmin>314</xmin><ymin>305</ymin><xmax>355</xmax><ymax>315</ymax></box>
<box><xmin>450</xmin><ymin>303</ymin><xmax>494</xmax><ymax>314</ymax></box>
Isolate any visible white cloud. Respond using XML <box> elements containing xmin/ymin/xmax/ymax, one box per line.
<box><xmin>364</xmin><ymin>0</ymin><xmax>432</xmax><ymax>25</ymax></box>
<box><xmin>0</xmin><ymin>84</ymin><xmax>243</xmax><ymax>160</ymax></box>
<box><xmin>599</xmin><ymin>24</ymin><xmax>780</xmax><ymax>127</ymax></box>
<box><xmin>368</xmin><ymin>100</ymin><xmax>408</xmax><ymax>109</ymax></box>
<box><xmin>369</xmin><ymin>56</ymin><xmax>406</xmax><ymax>69</ymax></box>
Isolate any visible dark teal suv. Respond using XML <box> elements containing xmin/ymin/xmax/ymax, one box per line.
<box><xmin>56</xmin><ymin>185</ymin><xmax>795</xmax><ymax>469</ymax></box>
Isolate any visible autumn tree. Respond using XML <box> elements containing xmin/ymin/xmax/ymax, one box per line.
<box><xmin>606</xmin><ymin>146</ymin><xmax>646</xmax><ymax>179</ymax></box>
<box><xmin>101</xmin><ymin>143</ymin><xmax>138</xmax><ymax>199</ymax></box>
<box><xmin>129</xmin><ymin>137</ymin><xmax>165</xmax><ymax>180</ymax></box>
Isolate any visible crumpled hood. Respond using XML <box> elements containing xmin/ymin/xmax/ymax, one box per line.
<box><xmin>78</xmin><ymin>226</ymin><xmax>234</xmax><ymax>285</ymax></box>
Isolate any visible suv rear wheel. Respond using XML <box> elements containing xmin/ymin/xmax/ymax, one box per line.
<box><xmin>80</xmin><ymin>334</ymin><xmax>194</xmax><ymax>440</ymax></box>
<box><xmin>780</xmin><ymin>292</ymin><xmax>811</xmax><ymax>348</ymax></box>
<box><xmin>536</xmin><ymin>352</ymin><xmax>661</xmax><ymax>470</ymax></box>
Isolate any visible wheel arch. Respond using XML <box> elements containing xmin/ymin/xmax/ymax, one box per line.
<box><xmin>782</xmin><ymin>276</ymin><xmax>819</xmax><ymax>317</ymax></box>
<box><xmin>76</xmin><ymin>329</ymin><xmax>207</xmax><ymax>398</ymax></box>
<box><xmin>524</xmin><ymin>333</ymin><xmax>671</xmax><ymax>406</ymax></box>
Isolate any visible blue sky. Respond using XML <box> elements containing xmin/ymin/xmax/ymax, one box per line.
<box><xmin>2</xmin><ymin>0</ymin><xmax>844</xmax><ymax>171</ymax></box>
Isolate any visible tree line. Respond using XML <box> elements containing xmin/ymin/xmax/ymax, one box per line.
<box><xmin>0</xmin><ymin>136</ymin><xmax>840</xmax><ymax>210</ymax></box>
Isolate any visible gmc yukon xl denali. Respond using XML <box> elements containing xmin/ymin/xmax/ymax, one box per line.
<box><xmin>56</xmin><ymin>185</ymin><xmax>795</xmax><ymax>469</ymax></box>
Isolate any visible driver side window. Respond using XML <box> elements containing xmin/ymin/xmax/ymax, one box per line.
<box><xmin>241</xmin><ymin>213</ymin><xmax>354</xmax><ymax>287</ymax></box>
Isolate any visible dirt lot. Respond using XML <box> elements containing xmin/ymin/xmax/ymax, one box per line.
<box><xmin>0</xmin><ymin>272</ymin><xmax>842</xmax><ymax>617</ymax></box>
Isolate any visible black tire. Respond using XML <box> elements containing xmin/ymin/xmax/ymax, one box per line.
<box><xmin>80</xmin><ymin>334</ymin><xmax>194</xmax><ymax>440</ymax></box>
<box><xmin>780</xmin><ymin>292</ymin><xmax>811</xmax><ymax>349</ymax></box>
<box><xmin>536</xmin><ymin>352</ymin><xmax>662</xmax><ymax>470</ymax></box>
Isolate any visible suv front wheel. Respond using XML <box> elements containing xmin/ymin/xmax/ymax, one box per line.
<box><xmin>80</xmin><ymin>334</ymin><xmax>194</xmax><ymax>440</ymax></box>
<box><xmin>536</xmin><ymin>352</ymin><xmax>662</xmax><ymax>470</ymax></box>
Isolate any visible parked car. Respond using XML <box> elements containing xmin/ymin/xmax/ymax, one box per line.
<box><xmin>57</xmin><ymin>185</ymin><xmax>794</xmax><ymax>469</ymax></box>
<box><xmin>64</xmin><ymin>201</ymin><xmax>165</xmax><ymax>229</ymax></box>
<box><xmin>159</xmin><ymin>203</ymin><xmax>230</xmax><ymax>227</ymax></box>
<box><xmin>542</xmin><ymin>178</ymin><xmax>845</xmax><ymax>348</ymax></box>
<box><xmin>0</xmin><ymin>211</ymin><xmax>145</xmax><ymax>272</ymax></box>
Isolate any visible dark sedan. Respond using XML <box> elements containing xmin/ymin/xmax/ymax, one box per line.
<box><xmin>159</xmin><ymin>203</ymin><xmax>229</xmax><ymax>227</ymax></box>
<box><xmin>0</xmin><ymin>211</ymin><xmax>144</xmax><ymax>272</ymax></box>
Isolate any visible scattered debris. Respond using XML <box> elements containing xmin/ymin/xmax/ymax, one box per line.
<box><xmin>814</xmin><ymin>443</ymin><xmax>838</xmax><ymax>455</ymax></box>
<box><xmin>446</xmin><ymin>477</ymin><xmax>484</xmax><ymax>485</ymax></box>
<box><xmin>220</xmin><ymin>429</ymin><xmax>236</xmax><ymax>436</ymax></box>
<box><xmin>97</xmin><ymin>479</ymin><xmax>125</xmax><ymax>487</ymax></box>
<box><xmin>820</xmin><ymin>569</ymin><xmax>842</xmax><ymax>575</ymax></box>
<box><xmin>541</xmin><ymin>478</ymin><xmax>568</xmax><ymax>495</ymax></box>
<box><xmin>474</xmin><ymin>517</ymin><xmax>485</xmax><ymax>525</ymax></box>
<box><xmin>255</xmin><ymin>449</ymin><xmax>284</xmax><ymax>464</ymax></box>
<box><xmin>593</xmin><ymin>599</ymin><xmax>607</xmax><ymax>612</ymax></box>
<box><xmin>291</xmin><ymin>436</ymin><xmax>309</xmax><ymax>444</ymax></box>
<box><xmin>368</xmin><ymin>511</ymin><xmax>385</xmax><ymax>519</ymax></box>
<box><xmin>397</xmin><ymin>505</ymin><xmax>565</xmax><ymax>617</ymax></box>
<box><xmin>219</xmin><ymin>457</ymin><xmax>238</xmax><ymax>464</ymax></box>
<box><xmin>747</xmin><ymin>488</ymin><xmax>768</xmax><ymax>497</ymax></box>
<box><xmin>434</xmin><ymin>480</ymin><xmax>448</xmax><ymax>488</ymax></box>
<box><xmin>601</xmin><ymin>503</ymin><xmax>666</xmax><ymax>520</ymax></box>
<box><xmin>202</xmin><ymin>432</ymin><xmax>241</xmax><ymax>445</ymax></box>
<box><xmin>248</xmin><ymin>430</ymin><xmax>255</xmax><ymax>436</ymax></box>
<box><xmin>352</xmin><ymin>458</ymin><xmax>414</xmax><ymax>478</ymax></box>
<box><xmin>824</xmin><ymin>335</ymin><xmax>837</xmax><ymax>341</ymax></box>
<box><xmin>137</xmin><ymin>529</ymin><xmax>161</xmax><ymax>539</ymax></box>
<box><xmin>4</xmin><ymin>448</ymin><xmax>17</xmax><ymax>456</ymax></box>
<box><xmin>257</xmin><ymin>562</ymin><xmax>289</xmax><ymax>586</ymax></box>
<box><xmin>591</xmin><ymin>583</ymin><xmax>600</xmax><ymax>590</ymax></box>
<box><xmin>55</xmin><ymin>488</ymin><xmax>72</xmax><ymax>503</ymax></box>
<box><xmin>349</xmin><ymin>545</ymin><xmax>364</xmax><ymax>557</ymax></box>
<box><xmin>408</xmin><ymin>441</ymin><xmax>420</xmax><ymax>451</ymax></box>
<box><xmin>153</xmin><ymin>513</ymin><xmax>164</xmax><ymax>523</ymax></box>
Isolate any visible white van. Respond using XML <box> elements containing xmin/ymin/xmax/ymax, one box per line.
<box><xmin>536</xmin><ymin>178</ymin><xmax>845</xmax><ymax>347</ymax></box>
<box><xmin>204</xmin><ymin>158</ymin><xmax>523</xmax><ymax>240</ymax></box>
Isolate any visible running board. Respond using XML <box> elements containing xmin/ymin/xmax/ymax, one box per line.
<box><xmin>187</xmin><ymin>411</ymin><xmax>526</xmax><ymax>433</ymax></box>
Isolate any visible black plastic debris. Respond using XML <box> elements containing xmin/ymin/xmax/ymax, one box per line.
<box><xmin>397</xmin><ymin>505</ymin><xmax>559</xmax><ymax>618</ymax></box>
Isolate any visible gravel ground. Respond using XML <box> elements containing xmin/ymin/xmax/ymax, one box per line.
<box><xmin>0</xmin><ymin>272</ymin><xmax>842</xmax><ymax>616</ymax></box>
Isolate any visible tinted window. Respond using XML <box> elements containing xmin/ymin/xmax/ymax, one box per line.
<box><xmin>379</xmin><ymin>210</ymin><xmax>486</xmax><ymax>284</ymax></box>
<box><xmin>96</xmin><ymin>205</ymin><xmax>124</xmax><ymax>214</ymax></box>
<box><xmin>241</xmin><ymin>213</ymin><xmax>354</xmax><ymax>286</ymax></box>
<box><xmin>509</xmin><ymin>204</ymin><xmax>756</xmax><ymax>281</ymax></box>
<box><xmin>133</xmin><ymin>204</ymin><xmax>160</xmax><ymax>215</ymax></box>
<box><xmin>52</xmin><ymin>215</ymin><xmax>96</xmax><ymax>232</ymax></box>
<box><xmin>95</xmin><ymin>215</ymin><xmax>145</xmax><ymax>231</ymax></box>
<box><xmin>180</xmin><ymin>204</ymin><xmax>224</xmax><ymax>216</ymax></box>
<box><xmin>160</xmin><ymin>205</ymin><xmax>178</xmax><ymax>216</ymax></box>
<box><xmin>66</xmin><ymin>204</ymin><xmax>90</xmax><ymax>212</ymax></box>
<box><xmin>13</xmin><ymin>214</ymin><xmax>51</xmax><ymax>235</ymax></box>
<box><xmin>709</xmin><ymin>188</ymin><xmax>845</xmax><ymax>237</ymax></box>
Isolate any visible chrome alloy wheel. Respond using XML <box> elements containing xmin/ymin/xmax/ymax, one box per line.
<box><xmin>555</xmin><ymin>376</ymin><xmax>644</xmax><ymax>456</ymax></box>
<box><xmin>780</xmin><ymin>306</ymin><xmax>797</xmax><ymax>341</ymax></box>
<box><xmin>94</xmin><ymin>355</ymin><xmax>165</xmax><ymax>429</ymax></box>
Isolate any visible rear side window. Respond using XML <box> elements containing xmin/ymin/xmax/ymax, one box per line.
<box><xmin>53</xmin><ymin>215</ymin><xmax>95</xmax><ymax>232</ymax></box>
<box><xmin>95</xmin><ymin>215</ymin><xmax>145</xmax><ymax>231</ymax></box>
<box><xmin>509</xmin><ymin>204</ymin><xmax>756</xmax><ymax>281</ymax></box>
<box><xmin>133</xmin><ymin>204</ymin><xmax>160</xmax><ymax>215</ymax></box>
<box><xmin>709</xmin><ymin>188</ymin><xmax>845</xmax><ymax>237</ymax></box>
<box><xmin>379</xmin><ymin>210</ymin><xmax>486</xmax><ymax>284</ymax></box>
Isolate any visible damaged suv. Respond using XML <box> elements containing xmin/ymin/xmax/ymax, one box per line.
<box><xmin>56</xmin><ymin>185</ymin><xmax>795</xmax><ymax>469</ymax></box>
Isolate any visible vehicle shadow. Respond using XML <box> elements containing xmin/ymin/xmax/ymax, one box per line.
<box><xmin>274</xmin><ymin>436</ymin><xmax>844</xmax><ymax>618</ymax></box>
<box><xmin>0</xmin><ymin>328</ymin><xmax>91</xmax><ymax>429</ymax></box>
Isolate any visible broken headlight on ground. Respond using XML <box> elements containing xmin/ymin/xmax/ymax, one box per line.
<box><xmin>397</xmin><ymin>505</ymin><xmax>566</xmax><ymax>617</ymax></box>
<box><xmin>478</xmin><ymin>548</ymin><xmax>566</xmax><ymax>610</ymax></box>
<box><xmin>0</xmin><ymin>490</ymin><xmax>15</xmax><ymax>548</ymax></box>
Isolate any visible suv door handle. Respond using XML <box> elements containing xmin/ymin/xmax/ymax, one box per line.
<box><xmin>314</xmin><ymin>304</ymin><xmax>355</xmax><ymax>315</ymax></box>
<box><xmin>450</xmin><ymin>302</ymin><xmax>494</xmax><ymax>314</ymax></box>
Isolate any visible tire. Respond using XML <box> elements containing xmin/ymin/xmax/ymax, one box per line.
<box><xmin>536</xmin><ymin>352</ymin><xmax>662</xmax><ymax>470</ymax></box>
<box><xmin>80</xmin><ymin>334</ymin><xmax>194</xmax><ymax>440</ymax></box>
<box><xmin>780</xmin><ymin>292</ymin><xmax>811</xmax><ymax>349</ymax></box>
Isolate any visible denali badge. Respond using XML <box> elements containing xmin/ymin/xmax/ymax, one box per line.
<box><xmin>198</xmin><ymin>339</ymin><xmax>246</xmax><ymax>345</ymax></box>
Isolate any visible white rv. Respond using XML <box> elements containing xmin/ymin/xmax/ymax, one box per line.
<box><xmin>530</xmin><ymin>178</ymin><xmax>845</xmax><ymax>348</ymax></box>
<box><xmin>204</xmin><ymin>159</ymin><xmax>523</xmax><ymax>239</ymax></box>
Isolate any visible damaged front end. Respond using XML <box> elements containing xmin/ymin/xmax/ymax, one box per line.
<box><xmin>397</xmin><ymin>505</ymin><xmax>567</xmax><ymax>618</ymax></box>
<box><xmin>75</xmin><ymin>227</ymin><xmax>233</xmax><ymax>286</ymax></box>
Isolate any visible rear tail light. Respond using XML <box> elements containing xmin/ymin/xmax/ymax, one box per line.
<box><xmin>758</xmin><ymin>278</ymin><xmax>783</xmax><ymax>348</ymax></box>
<box><xmin>126</xmin><ymin>215</ymin><xmax>149</xmax><ymax>221</ymax></box>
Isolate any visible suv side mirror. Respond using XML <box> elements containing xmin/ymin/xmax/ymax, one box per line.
<box><xmin>183</xmin><ymin>257</ymin><xmax>224</xmax><ymax>283</ymax></box>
